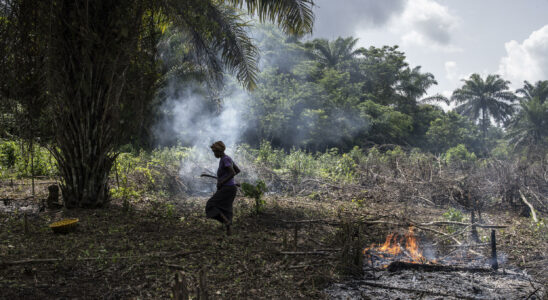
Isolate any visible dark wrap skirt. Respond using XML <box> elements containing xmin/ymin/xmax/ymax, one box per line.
<box><xmin>206</xmin><ymin>185</ymin><xmax>237</xmax><ymax>223</ymax></box>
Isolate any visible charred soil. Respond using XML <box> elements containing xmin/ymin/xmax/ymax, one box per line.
<box><xmin>0</xmin><ymin>180</ymin><xmax>547</xmax><ymax>299</ymax></box>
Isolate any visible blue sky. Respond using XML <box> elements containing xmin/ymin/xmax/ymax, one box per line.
<box><xmin>310</xmin><ymin>0</ymin><xmax>548</xmax><ymax>98</ymax></box>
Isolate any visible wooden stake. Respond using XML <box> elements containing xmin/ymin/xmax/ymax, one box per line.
<box><xmin>470</xmin><ymin>210</ymin><xmax>479</xmax><ymax>243</ymax></box>
<box><xmin>491</xmin><ymin>230</ymin><xmax>498</xmax><ymax>270</ymax></box>
<box><xmin>24</xmin><ymin>213</ymin><xmax>29</xmax><ymax>235</ymax></box>
<box><xmin>30</xmin><ymin>139</ymin><xmax>35</xmax><ymax>201</ymax></box>
<box><xmin>293</xmin><ymin>223</ymin><xmax>300</xmax><ymax>250</ymax></box>
<box><xmin>172</xmin><ymin>272</ymin><xmax>189</xmax><ymax>300</ymax></box>
<box><xmin>114</xmin><ymin>157</ymin><xmax>120</xmax><ymax>189</ymax></box>
<box><xmin>198</xmin><ymin>268</ymin><xmax>208</xmax><ymax>300</ymax></box>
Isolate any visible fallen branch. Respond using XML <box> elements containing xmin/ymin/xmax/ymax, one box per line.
<box><xmin>526</xmin><ymin>187</ymin><xmax>548</xmax><ymax>213</ymax></box>
<box><xmin>281</xmin><ymin>219</ymin><xmax>334</xmax><ymax>224</ymax></box>
<box><xmin>432</xmin><ymin>224</ymin><xmax>472</xmax><ymax>246</ymax></box>
<box><xmin>447</xmin><ymin>243</ymin><xmax>490</xmax><ymax>248</ymax></box>
<box><xmin>519</xmin><ymin>190</ymin><xmax>538</xmax><ymax>223</ymax></box>
<box><xmin>387</xmin><ymin>261</ymin><xmax>493</xmax><ymax>273</ymax></box>
<box><xmin>0</xmin><ymin>251</ymin><xmax>198</xmax><ymax>267</ymax></box>
<box><xmin>279</xmin><ymin>219</ymin><xmax>400</xmax><ymax>227</ymax></box>
<box><xmin>411</xmin><ymin>195</ymin><xmax>436</xmax><ymax>206</ymax></box>
<box><xmin>417</xmin><ymin>221</ymin><xmax>508</xmax><ymax>229</ymax></box>
<box><xmin>278</xmin><ymin>251</ymin><xmax>331</xmax><ymax>256</ymax></box>
<box><xmin>287</xmin><ymin>263</ymin><xmax>331</xmax><ymax>270</ymax></box>
<box><xmin>412</xmin><ymin>224</ymin><xmax>462</xmax><ymax>245</ymax></box>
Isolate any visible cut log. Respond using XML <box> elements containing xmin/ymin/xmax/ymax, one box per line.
<box><xmin>386</xmin><ymin>261</ymin><xmax>493</xmax><ymax>273</ymax></box>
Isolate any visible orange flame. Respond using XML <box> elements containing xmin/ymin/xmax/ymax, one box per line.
<box><xmin>364</xmin><ymin>226</ymin><xmax>429</xmax><ymax>264</ymax></box>
<box><xmin>379</xmin><ymin>233</ymin><xmax>402</xmax><ymax>255</ymax></box>
<box><xmin>404</xmin><ymin>227</ymin><xmax>426</xmax><ymax>263</ymax></box>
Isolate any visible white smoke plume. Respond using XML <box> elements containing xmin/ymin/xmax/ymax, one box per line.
<box><xmin>155</xmin><ymin>83</ymin><xmax>251</xmax><ymax>194</ymax></box>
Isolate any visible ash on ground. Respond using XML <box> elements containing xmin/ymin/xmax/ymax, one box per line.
<box><xmin>326</xmin><ymin>267</ymin><xmax>544</xmax><ymax>299</ymax></box>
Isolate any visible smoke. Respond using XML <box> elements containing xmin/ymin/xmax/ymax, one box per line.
<box><xmin>154</xmin><ymin>25</ymin><xmax>376</xmax><ymax>193</ymax></box>
<box><xmin>153</xmin><ymin>80</ymin><xmax>253</xmax><ymax>194</ymax></box>
<box><xmin>164</xmin><ymin>85</ymin><xmax>248</xmax><ymax>149</ymax></box>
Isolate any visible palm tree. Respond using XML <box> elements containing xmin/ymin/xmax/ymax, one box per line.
<box><xmin>304</xmin><ymin>37</ymin><xmax>364</xmax><ymax>68</ymax></box>
<box><xmin>451</xmin><ymin>74</ymin><xmax>516</xmax><ymax>138</ymax></box>
<box><xmin>397</xmin><ymin>66</ymin><xmax>438</xmax><ymax>101</ymax></box>
<box><xmin>1</xmin><ymin>0</ymin><xmax>315</xmax><ymax>208</ymax></box>
<box><xmin>507</xmin><ymin>97</ymin><xmax>548</xmax><ymax>159</ymax></box>
<box><xmin>516</xmin><ymin>80</ymin><xmax>548</xmax><ymax>104</ymax></box>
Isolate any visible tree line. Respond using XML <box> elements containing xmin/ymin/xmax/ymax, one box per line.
<box><xmin>225</xmin><ymin>27</ymin><xmax>547</xmax><ymax>159</ymax></box>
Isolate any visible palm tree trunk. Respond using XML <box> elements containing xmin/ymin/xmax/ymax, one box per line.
<box><xmin>47</xmin><ymin>0</ymin><xmax>136</xmax><ymax>208</ymax></box>
<box><xmin>53</xmin><ymin>102</ymin><xmax>116</xmax><ymax>208</ymax></box>
<box><xmin>481</xmin><ymin>106</ymin><xmax>488</xmax><ymax>139</ymax></box>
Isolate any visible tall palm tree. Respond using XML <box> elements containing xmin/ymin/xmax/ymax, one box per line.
<box><xmin>451</xmin><ymin>74</ymin><xmax>516</xmax><ymax>138</ymax></box>
<box><xmin>304</xmin><ymin>37</ymin><xmax>364</xmax><ymax>68</ymax></box>
<box><xmin>516</xmin><ymin>80</ymin><xmax>548</xmax><ymax>104</ymax></box>
<box><xmin>1</xmin><ymin>0</ymin><xmax>315</xmax><ymax>208</ymax></box>
<box><xmin>507</xmin><ymin>97</ymin><xmax>548</xmax><ymax>158</ymax></box>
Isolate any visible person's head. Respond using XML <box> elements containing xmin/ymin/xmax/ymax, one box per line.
<box><xmin>210</xmin><ymin>141</ymin><xmax>226</xmax><ymax>158</ymax></box>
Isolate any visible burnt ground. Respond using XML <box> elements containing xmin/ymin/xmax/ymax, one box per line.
<box><xmin>0</xmin><ymin>180</ymin><xmax>547</xmax><ymax>299</ymax></box>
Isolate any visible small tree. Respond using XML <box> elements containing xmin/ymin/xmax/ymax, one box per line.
<box><xmin>241</xmin><ymin>180</ymin><xmax>267</xmax><ymax>214</ymax></box>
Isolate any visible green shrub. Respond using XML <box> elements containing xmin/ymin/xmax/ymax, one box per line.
<box><xmin>241</xmin><ymin>180</ymin><xmax>268</xmax><ymax>214</ymax></box>
<box><xmin>442</xmin><ymin>207</ymin><xmax>464</xmax><ymax>233</ymax></box>
<box><xmin>256</xmin><ymin>141</ymin><xmax>285</xmax><ymax>169</ymax></box>
<box><xmin>0</xmin><ymin>140</ymin><xmax>57</xmax><ymax>178</ymax></box>
<box><xmin>444</xmin><ymin>144</ymin><xmax>477</xmax><ymax>166</ymax></box>
<box><xmin>284</xmin><ymin>148</ymin><xmax>317</xmax><ymax>179</ymax></box>
<box><xmin>0</xmin><ymin>140</ymin><xmax>17</xmax><ymax>169</ymax></box>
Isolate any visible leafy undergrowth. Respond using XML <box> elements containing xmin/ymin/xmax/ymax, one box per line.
<box><xmin>1</xmin><ymin>191</ymin><xmax>547</xmax><ymax>299</ymax></box>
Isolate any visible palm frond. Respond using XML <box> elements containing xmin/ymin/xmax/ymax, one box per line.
<box><xmin>420</xmin><ymin>94</ymin><xmax>450</xmax><ymax>105</ymax></box>
<box><xmin>165</xmin><ymin>0</ymin><xmax>259</xmax><ymax>90</ymax></box>
<box><xmin>226</xmin><ymin>0</ymin><xmax>314</xmax><ymax>36</ymax></box>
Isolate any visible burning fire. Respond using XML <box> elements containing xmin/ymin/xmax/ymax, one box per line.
<box><xmin>364</xmin><ymin>226</ymin><xmax>431</xmax><ymax>265</ymax></box>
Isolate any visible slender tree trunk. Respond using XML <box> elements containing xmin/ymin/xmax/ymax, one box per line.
<box><xmin>481</xmin><ymin>103</ymin><xmax>488</xmax><ymax>155</ymax></box>
<box><xmin>30</xmin><ymin>137</ymin><xmax>35</xmax><ymax>200</ymax></box>
<box><xmin>481</xmin><ymin>106</ymin><xmax>487</xmax><ymax>140</ymax></box>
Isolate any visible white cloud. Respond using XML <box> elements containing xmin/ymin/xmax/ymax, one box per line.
<box><xmin>441</xmin><ymin>90</ymin><xmax>452</xmax><ymax>98</ymax></box>
<box><xmin>312</xmin><ymin>0</ymin><xmax>405</xmax><ymax>38</ymax></box>
<box><xmin>444</xmin><ymin>61</ymin><xmax>457</xmax><ymax>80</ymax></box>
<box><xmin>397</xmin><ymin>0</ymin><xmax>461</xmax><ymax>51</ymax></box>
<box><xmin>498</xmin><ymin>24</ymin><xmax>548</xmax><ymax>88</ymax></box>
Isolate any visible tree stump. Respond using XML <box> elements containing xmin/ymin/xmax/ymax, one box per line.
<box><xmin>46</xmin><ymin>185</ymin><xmax>62</xmax><ymax>209</ymax></box>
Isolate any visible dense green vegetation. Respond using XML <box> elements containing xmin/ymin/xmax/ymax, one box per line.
<box><xmin>233</xmin><ymin>26</ymin><xmax>548</xmax><ymax>158</ymax></box>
